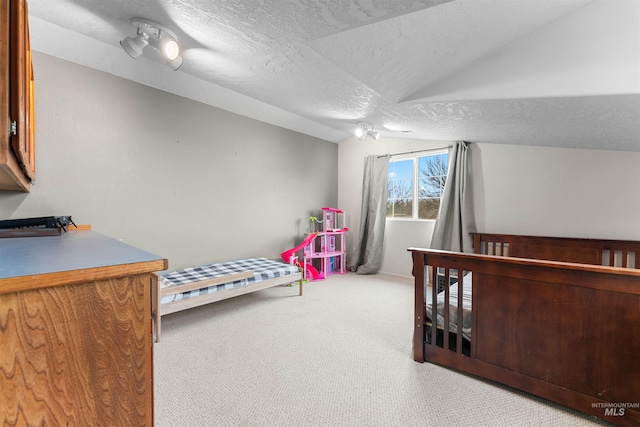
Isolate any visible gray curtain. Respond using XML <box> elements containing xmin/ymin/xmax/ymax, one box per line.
<box><xmin>431</xmin><ymin>141</ymin><xmax>474</xmax><ymax>253</ymax></box>
<box><xmin>348</xmin><ymin>155</ymin><xmax>389</xmax><ymax>274</ymax></box>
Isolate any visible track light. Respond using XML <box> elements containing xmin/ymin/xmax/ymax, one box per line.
<box><xmin>355</xmin><ymin>123</ymin><xmax>381</xmax><ymax>140</ymax></box>
<box><xmin>120</xmin><ymin>18</ymin><xmax>183</xmax><ymax>70</ymax></box>
<box><xmin>121</xmin><ymin>33</ymin><xmax>149</xmax><ymax>58</ymax></box>
<box><xmin>166</xmin><ymin>55</ymin><xmax>183</xmax><ymax>71</ymax></box>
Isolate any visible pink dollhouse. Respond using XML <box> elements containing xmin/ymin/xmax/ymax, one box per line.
<box><xmin>302</xmin><ymin>207</ymin><xmax>348</xmax><ymax>280</ymax></box>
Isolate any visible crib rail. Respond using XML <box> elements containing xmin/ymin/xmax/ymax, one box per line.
<box><xmin>410</xmin><ymin>248</ymin><xmax>640</xmax><ymax>362</ymax></box>
<box><xmin>472</xmin><ymin>232</ymin><xmax>639</xmax><ymax>268</ymax></box>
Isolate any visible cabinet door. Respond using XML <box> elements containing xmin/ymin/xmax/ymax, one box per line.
<box><xmin>0</xmin><ymin>274</ymin><xmax>154</xmax><ymax>426</ymax></box>
<box><xmin>9</xmin><ymin>0</ymin><xmax>35</xmax><ymax>180</ymax></box>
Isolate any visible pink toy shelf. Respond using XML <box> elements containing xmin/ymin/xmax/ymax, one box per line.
<box><xmin>280</xmin><ymin>208</ymin><xmax>348</xmax><ymax>281</ymax></box>
<box><xmin>302</xmin><ymin>207</ymin><xmax>348</xmax><ymax>280</ymax></box>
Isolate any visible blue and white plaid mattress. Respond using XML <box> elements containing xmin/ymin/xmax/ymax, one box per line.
<box><xmin>159</xmin><ymin>257</ymin><xmax>299</xmax><ymax>304</ymax></box>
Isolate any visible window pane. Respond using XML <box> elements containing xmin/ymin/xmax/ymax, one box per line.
<box><xmin>417</xmin><ymin>153</ymin><xmax>448</xmax><ymax>219</ymax></box>
<box><xmin>418</xmin><ymin>154</ymin><xmax>448</xmax><ymax>194</ymax></box>
<box><xmin>418</xmin><ymin>198</ymin><xmax>441</xmax><ymax>220</ymax></box>
<box><xmin>387</xmin><ymin>159</ymin><xmax>413</xmax><ymax>218</ymax></box>
<box><xmin>391</xmin><ymin>199</ymin><xmax>413</xmax><ymax>218</ymax></box>
<box><xmin>419</xmin><ymin>177</ymin><xmax>444</xmax><ymax>198</ymax></box>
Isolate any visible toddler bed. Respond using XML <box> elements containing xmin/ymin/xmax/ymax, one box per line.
<box><xmin>151</xmin><ymin>257</ymin><xmax>302</xmax><ymax>342</ymax></box>
<box><xmin>410</xmin><ymin>232</ymin><xmax>640</xmax><ymax>426</ymax></box>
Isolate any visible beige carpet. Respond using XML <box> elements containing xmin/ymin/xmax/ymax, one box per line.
<box><xmin>154</xmin><ymin>273</ymin><xmax>612</xmax><ymax>427</ymax></box>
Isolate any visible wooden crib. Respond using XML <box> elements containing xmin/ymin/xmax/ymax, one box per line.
<box><xmin>409</xmin><ymin>232</ymin><xmax>640</xmax><ymax>426</ymax></box>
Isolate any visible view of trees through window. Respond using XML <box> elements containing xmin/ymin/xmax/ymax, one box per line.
<box><xmin>387</xmin><ymin>152</ymin><xmax>449</xmax><ymax>220</ymax></box>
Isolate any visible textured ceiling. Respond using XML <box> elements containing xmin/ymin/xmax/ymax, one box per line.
<box><xmin>28</xmin><ymin>0</ymin><xmax>640</xmax><ymax>151</ymax></box>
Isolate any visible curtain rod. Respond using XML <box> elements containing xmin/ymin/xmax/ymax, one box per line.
<box><xmin>378</xmin><ymin>145</ymin><xmax>452</xmax><ymax>158</ymax></box>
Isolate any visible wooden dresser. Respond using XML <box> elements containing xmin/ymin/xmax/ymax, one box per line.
<box><xmin>0</xmin><ymin>230</ymin><xmax>167</xmax><ymax>426</ymax></box>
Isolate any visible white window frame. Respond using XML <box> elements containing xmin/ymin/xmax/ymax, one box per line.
<box><xmin>386</xmin><ymin>150</ymin><xmax>449</xmax><ymax>221</ymax></box>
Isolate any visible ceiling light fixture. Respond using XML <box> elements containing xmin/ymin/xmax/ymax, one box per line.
<box><xmin>355</xmin><ymin>123</ymin><xmax>381</xmax><ymax>140</ymax></box>
<box><xmin>120</xmin><ymin>18</ymin><xmax>183</xmax><ymax>71</ymax></box>
<box><xmin>120</xmin><ymin>33</ymin><xmax>149</xmax><ymax>58</ymax></box>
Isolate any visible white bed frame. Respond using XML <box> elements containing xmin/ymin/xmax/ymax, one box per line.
<box><xmin>151</xmin><ymin>269</ymin><xmax>303</xmax><ymax>342</ymax></box>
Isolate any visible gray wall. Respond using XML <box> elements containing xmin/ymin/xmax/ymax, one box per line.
<box><xmin>471</xmin><ymin>143</ymin><xmax>640</xmax><ymax>239</ymax></box>
<box><xmin>338</xmin><ymin>138</ymin><xmax>640</xmax><ymax>278</ymax></box>
<box><xmin>0</xmin><ymin>53</ymin><xmax>338</xmax><ymax>271</ymax></box>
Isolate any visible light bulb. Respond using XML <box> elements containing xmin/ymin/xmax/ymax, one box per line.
<box><xmin>163</xmin><ymin>39</ymin><xmax>180</xmax><ymax>60</ymax></box>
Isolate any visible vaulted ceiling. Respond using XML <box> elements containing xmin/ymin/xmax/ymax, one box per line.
<box><xmin>29</xmin><ymin>0</ymin><xmax>640</xmax><ymax>151</ymax></box>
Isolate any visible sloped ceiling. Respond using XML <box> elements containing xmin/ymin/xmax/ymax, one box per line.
<box><xmin>28</xmin><ymin>0</ymin><xmax>640</xmax><ymax>151</ymax></box>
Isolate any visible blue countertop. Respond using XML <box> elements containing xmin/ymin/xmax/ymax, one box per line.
<box><xmin>0</xmin><ymin>230</ymin><xmax>165</xmax><ymax>279</ymax></box>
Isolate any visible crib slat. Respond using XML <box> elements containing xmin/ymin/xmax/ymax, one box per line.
<box><xmin>443</xmin><ymin>268</ymin><xmax>450</xmax><ymax>351</ymax></box>
<box><xmin>470</xmin><ymin>272</ymin><xmax>477</xmax><ymax>359</ymax></box>
<box><xmin>457</xmin><ymin>271</ymin><xmax>463</xmax><ymax>355</ymax></box>
<box><xmin>431</xmin><ymin>266</ymin><xmax>437</xmax><ymax>348</ymax></box>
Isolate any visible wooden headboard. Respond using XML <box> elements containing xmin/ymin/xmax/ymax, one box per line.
<box><xmin>471</xmin><ymin>232</ymin><xmax>639</xmax><ymax>268</ymax></box>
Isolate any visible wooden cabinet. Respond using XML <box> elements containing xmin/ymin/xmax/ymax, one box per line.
<box><xmin>0</xmin><ymin>230</ymin><xmax>167</xmax><ymax>425</ymax></box>
<box><xmin>0</xmin><ymin>0</ymin><xmax>35</xmax><ymax>192</ymax></box>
